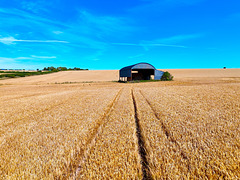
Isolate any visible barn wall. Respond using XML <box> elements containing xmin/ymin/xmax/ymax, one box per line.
<box><xmin>120</xmin><ymin>69</ymin><xmax>131</xmax><ymax>77</ymax></box>
<box><xmin>154</xmin><ymin>70</ymin><xmax>164</xmax><ymax>80</ymax></box>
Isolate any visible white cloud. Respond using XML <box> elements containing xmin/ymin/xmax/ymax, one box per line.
<box><xmin>21</xmin><ymin>0</ymin><xmax>51</xmax><ymax>13</ymax></box>
<box><xmin>0</xmin><ymin>36</ymin><xmax>69</xmax><ymax>45</ymax></box>
<box><xmin>15</xmin><ymin>57</ymin><xmax>34</xmax><ymax>60</ymax></box>
<box><xmin>117</xmin><ymin>34</ymin><xmax>203</xmax><ymax>50</ymax></box>
<box><xmin>31</xmin><ymin>55</ymin><xmax>56</xmax><ymax>59</ymax></box>
<box><xmin>0</xmin><ymin>8</ymin><xmax>135</xmax><ymax>51</ymax></box>
<box><xmin>112</xmin><ymin>42</ymin><xmax>187</xmax><ymax>50</ymax></box>
<box><xmin>0</xmin><ymin>55</ymin><xmax>56</xmax><ymax>63</ymax></box>
<box><xmin>112</xmin><ymin>43</ymin><xmax>139</xmax><ymax>46</ymax></box>
<box><xmin>92</xmin><ymin>58</ymin><xmax>100</xmax><ymax>61</ymax></box>
<box><xmin>0</xmin><ymin>57</ymin><xmax>16</xmax><ymax>62</ymax></box>
<box><xmin>149</xmin><ymin>34</ymin><xmax>203</xmax><ymax>44</ymax></box>
<box><xmin>0</xmin><ymin>37</ymin><xmax>16</xmax><ymax>45</ymax></box>
<box><xmin>53</xmin><ymin>31</ymin><xmax>63</xmax><ymax>35</ymax></box>
<box><xmin>77</xmin><ymin>10</ymin><xmax>135</xmax><ymax>38</ymax></box>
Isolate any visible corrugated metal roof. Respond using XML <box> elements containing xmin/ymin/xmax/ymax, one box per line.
<box><xmin>120</xmin><ymin>62</ymin><xmax>156</xmax><ymax>71</ymax></box>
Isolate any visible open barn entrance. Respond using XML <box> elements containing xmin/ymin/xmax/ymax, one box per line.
<box><xmin>119</xmin><ymin>63</ymin><xmax>164</xmax><ymax>81</ymax></box>
<box><xmin>132</xmin><ymin>69</ymin><xmax>154</xmax><ymax>80</ymax></box>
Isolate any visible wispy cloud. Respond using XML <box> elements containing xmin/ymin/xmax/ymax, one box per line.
<box><xmin>30</xmin><ymin>55</ymin><xmax>56</xmax><ymax>59</ymax></box>
<box><xmin>21</xmin><ymin>0</ymin><xmax>51</xmax><ymax>14</ymax></box>
<box><xmin>0</xmin><ymin>8</ymin><xmax>64</xmax><ymax>29</ymax></box>
<box><xmin>0</xmin><ymin>36</ymin><xmax>68</xmax><ymax>45</ymax></box>
<box><xmin>53</xmin><ymin>31</ymin><xmax>64</xmax><ymax>35</ymax></box>
<box><xmin>121</xmin><ymin>33</ymin><xmax>203</xmax><ymax>50</ymax></box>
<box><xmin>0</xmin><ymin>57</ymin><xmax>17</xmax><ymax>63</ymax></box>
<box><xmin>0</xmin><ymin>6</ymin><xmax>136</xmax><ymax>68</ymax></box>
<box><xmin>70</xmin><ymin>10</ymin><xmax>136</xmax><ymax>43</ymax></box>
<box><xmin>14</xmin><ymin>57</ymin><xmax>35</xmax><ymax>60</ymax></box>
<box><xmin>112</xmin><ymin>42</ymin><xmax>187</xmax><ymax>51</ymax></box>
<box><xmin>0</xmin><ymin>8</ymin><xmax>132</xmax><ymax>50</ymax></box>
<box><xmin>112</xmin><ymin>42</ymin><xmax>186</xmax><ymax>47</ymax></box>
<box><xmin>0</xmin><ymin>55</ymin><xmax>56</xmax><ymax>62</ymax></box>
<box><xmin>0</xmin><ymin>55</ymin><xmax>57</xmax><ymax>70</ymax></box>
<box><xmin>149</xmin><ymin>34</ymin><xmax>203</xmax><ymax>44</ymax></box>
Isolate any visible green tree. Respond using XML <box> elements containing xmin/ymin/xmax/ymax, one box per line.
<box><xmin>161</xmin><ymin>71</ymin><xmax>173</xmax><ymax>81</ymax></box>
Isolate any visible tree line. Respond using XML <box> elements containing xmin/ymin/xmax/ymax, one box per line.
<box><xmin>42</xmin><ymin>66</ymin><xmax>88</xmax><ymax>72</ymax></box>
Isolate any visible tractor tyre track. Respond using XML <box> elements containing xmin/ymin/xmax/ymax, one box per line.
<box><xmin>72</xmin><ymin>88</ymin><xmax>123</xmax><ymax>179</ymax></box>
<box><xmin>132</xmin><ymin>89</ymin><xmax>153</xmax><ymax>180</ymax></box>
<box><xmin>139</xmin><ymin>90</ymin><xmax>191</xmax><ymax>170</ymax></box>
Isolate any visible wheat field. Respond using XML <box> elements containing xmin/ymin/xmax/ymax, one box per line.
<box><xmin>0</xmin><ymin>69</ymin><xmax>239</xmax><ymax>179</ymax></box>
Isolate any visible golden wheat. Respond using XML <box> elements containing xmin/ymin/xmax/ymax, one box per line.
<box><xmin>77</xmin><ymin>87</ymin><xmax>142</xmax><ymax>179</ymax></box>
<box><xmin>0</xmin><ymin>84</ymin><xmax>121</xmax><ymax>179</ymax></box>
<box><xmin>134</xmin><ymin>83</ymin><xmax>240</xmax><ymax>179</ymax></box>
<box><xmin>0</xmin><ymin>70</ymin><xmax>239</xmax><ymax>179</ymax></box>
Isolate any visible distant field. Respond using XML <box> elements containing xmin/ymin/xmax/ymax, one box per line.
<box><xmin>0</xmin><ymin>71</ymin><xmax>54</xmax><ymax>80</ymax></box>
<box><xmin>0</xmin><ymin>70</ymin><xmax>119</xmax><ymax>85</ymax></box>
<box><xmin>0</xmin><ymin>69</ymin><xmax>239</xmax><ymax>179</ymax></box>
<box><xmin>0</xmin><ymin>69</ymin><xmax>239</xmax><ymax>85</ymax></box>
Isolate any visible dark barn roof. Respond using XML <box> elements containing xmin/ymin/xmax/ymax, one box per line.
<box><xmin>119</xmin><ymin>62</ymin><xmax>164</xmax><ymax>80</ymax></box>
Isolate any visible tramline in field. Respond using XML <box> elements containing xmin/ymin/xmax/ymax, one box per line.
<box><xmin>0</xmin><ymin>70</ymin><xmax>239</xmax><ymax>179</ymax></box>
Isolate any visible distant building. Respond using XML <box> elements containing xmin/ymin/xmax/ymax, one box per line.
<box><xmin>119</xmin><ymin>62</ymin><xmax>164</xmax><ymax>81</ymax></box>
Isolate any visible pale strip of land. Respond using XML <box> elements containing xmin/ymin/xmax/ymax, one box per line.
<box><xmin>0</xmin><ymin>70</ymin><xmax>118</xmax><ymax>85</ymax></box>
<box><xmin>0</xmin><ymin>69</ymin><xmax>239</xmax><ymax>85</ymax></box>
<box><xmin>164</xmin><ymin>69</ymin><xmax>240</xmax><ymax>79</ymax></box>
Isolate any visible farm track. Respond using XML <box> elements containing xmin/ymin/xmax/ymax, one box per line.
<box><xmin>72</xmin><ymin>88</ymin><xmax>123</xmax><ymax>179</ymax></box>
<box><xmin>132</xmin><ymin>89</ymin><xmax>153</xmax><ymax>180</ymax></box>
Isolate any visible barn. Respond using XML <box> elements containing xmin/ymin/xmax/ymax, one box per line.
<box><xmin>119</xmin><ymin>62</ymin><xmax>164</xmax><ymax>81</ymax></box>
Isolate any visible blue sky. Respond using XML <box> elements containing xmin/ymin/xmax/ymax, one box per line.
<box><xmin>0</xmin><ymin>0</ymin><xmax>239</xmax><ymax>70</ymax></box>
